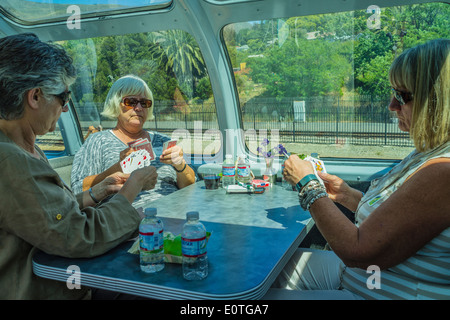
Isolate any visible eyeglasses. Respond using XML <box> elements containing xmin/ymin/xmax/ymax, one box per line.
<box><xmin>122</xmin><ymin>97</ymin><xmax>152</xmax><ymax>109</ymax></box>
<box><xmin>392</xmin><ymin>88</ymin><xmax>413</xmax><ymax>106</ymax></box>
<box><xmin>53</xmin><ymin>91</ymin><xmax>71</xmax><ymax>107</ymax></box>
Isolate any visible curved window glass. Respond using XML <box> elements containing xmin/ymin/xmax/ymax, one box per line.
<box><xmin>223</xmin><ymin>2</ymin><xmax>449</xmax><ymax>160</ymax></box>
<box><xmin>38</xmin><ymin>30</ymin><xmax>219</xmax><ymax>159</ymax></box>
<box><xmin>0</xmin><ymin>0</ymin><xmax>171</xmax><ymax>24</ymax></box>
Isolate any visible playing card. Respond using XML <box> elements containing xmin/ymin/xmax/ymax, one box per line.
<box><xmin>305</xmin><ymin>155</ymin><xmax>327</xmax><ymax>185</ymax></box>
<box><xmin>128</xmin><ymin>138</ymin><xmax>155</xmax><ymax>161</ymax></box>
<box><xmin>163</xmin><ymin>139</ymin><xmax>177</xmax><ymax>151</ymax></box>
<box><xmin>120</xmin><ymin>149</ymin><xmax>152</xmax><ymax>173</ymax></box>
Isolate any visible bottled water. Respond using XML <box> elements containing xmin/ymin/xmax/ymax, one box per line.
<box><xmin>236</xmin><ymin>154</ymin><xmax>251</xmax><ymax>184</ymax></box>
<box><xmin>139</xmin><ymin>207</ymin><xmax>164</xmax><ymax>273</ymax></box>
<box><xmin>182</xmin><ymin>211</ymin><xmax>208</xmax><ymax>280</ymax></box>
<box><xmin>222</xmin><ymin>154</ymin><xmax>235</xmax><ymax>187</ymax></box>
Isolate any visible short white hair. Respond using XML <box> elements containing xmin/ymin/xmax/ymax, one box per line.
<box><xmin>101</xmin><ymin>74</ymin><xmax>154</xmax><ymax>121</ymax></box>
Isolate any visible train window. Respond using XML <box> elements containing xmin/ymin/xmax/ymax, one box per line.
<box><xmin>1</xmin><ymin>0</ymin><xmax>172</xmax><ymax>24</ymax></box>
<box><xmin>45</xmin><ymin>31</ymin><xmax>219</xmax><ymax>158</ymax></box>
<box><xmin>223</xmin><ymin>2</ymin><xmax>449</xmax><ymax>160</ymax></box>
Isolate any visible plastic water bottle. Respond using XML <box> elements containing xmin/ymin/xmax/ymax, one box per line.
<box><xmin>222</xmin><ymin>154</ymin><xmax>235</xmax><ymax>188</ymax></box>
<box><xmin>139</xmin><ymin>207</ymin><xmax>164</xmax><ymax>273</ymax></box>
<box><xmin>236</xmin><ymin>154</ymin><xmax>251</xmax><ymax>184</ymax></box>
<box><xmin>182</xmin><ymin>211</ymin><xmax>208</xmax><ymax>280</ymax></box>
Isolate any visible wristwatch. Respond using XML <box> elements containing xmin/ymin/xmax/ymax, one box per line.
<box><xmin>295</xmin><ymin>174</ymin><xmax>319</xmax><ymax>192</ymax></box>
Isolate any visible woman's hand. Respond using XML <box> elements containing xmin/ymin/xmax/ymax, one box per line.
<box><xmin>119</xmin><ymin>147</ymin><xmax>134</xmax><ymax>162</ymax></box>
<box><xmin>130</xmin><ymin>166</ymin><xmax>158</xmax><ymax>191</ymax></box>
<box><xmin>160</xmin><ymin>145</ymin><xmax>184</xmax><ymax>168</ymax></box>
<box><xmin>317</xmin><ymin>171</ymin><xmax>362</xmax><ymax>212</ymax></box>
<box><xmin>118</xmin><ymin>166</ymin><xmax>158</xmax><ymax>204</ymax></box>
<box><xmin>85</xmin><ymin>172</ymin><xmax>130</xmax><ymax>207</ymax></box>
<box><xmin>282</xmin><ymin>155</ymin><xmax>315</xmax><ymax>185</ymax></box>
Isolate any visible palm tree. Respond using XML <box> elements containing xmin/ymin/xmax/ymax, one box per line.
<box><xmin>148</xmin><ymin>30</ymin><xmax>207</xmax><ymax>99</ymax></box>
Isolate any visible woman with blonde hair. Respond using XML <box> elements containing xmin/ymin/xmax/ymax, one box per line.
<box><xmin>71</xmin><ymin>74</ymin><xmax>195</xmax><ymax>207</ymax></box>
<box><xmin>268</xmin><ymin>39</ymin><xmax>450</xmax><ymax>300</ymax></box>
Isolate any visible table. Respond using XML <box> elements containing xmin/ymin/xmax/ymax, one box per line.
<box><xmin>33</xmin><ymin>182</ymin><xmax>313</xmax><ymax>300</ymax></box>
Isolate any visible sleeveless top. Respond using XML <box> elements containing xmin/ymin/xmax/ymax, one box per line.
<box><xmin>341</xmin><ymin>142</ymin><xmax>450</xmax><ymax>300</ymax></box>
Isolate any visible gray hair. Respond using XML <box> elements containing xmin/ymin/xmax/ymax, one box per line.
<box><xmin>0</xmin><ymin>33</ymin><xmax>77</xmax><ymax>120</ymax></box>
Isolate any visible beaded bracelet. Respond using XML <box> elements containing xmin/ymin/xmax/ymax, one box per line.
<box><xmin>298</xmin><ymin>180</ymin><xmax>328</xmax><ymax>211</ymax></box>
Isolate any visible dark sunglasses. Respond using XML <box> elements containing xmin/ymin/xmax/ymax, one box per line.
<box><xmin>392</xmin><ymin>88</ymin><xmax>413</xmax><ymax>106</ymax></box>
<box><xmin>122</xmin><ymin>97</ymin><xmax>152</xmax><ymax>109</ymax></box>
<box><xmin>53</xmin><ymin>90</ymin><xmax>71</xmax><ymax>107</ymax></box>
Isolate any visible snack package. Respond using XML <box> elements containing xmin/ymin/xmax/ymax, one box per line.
<box><xmin>128</xmin><ymin>231</ymin><xmax>211</xmax><ymax>264</ymax></box>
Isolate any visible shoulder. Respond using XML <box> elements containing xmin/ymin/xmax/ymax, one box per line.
<box><xmin>402</xmin><ymin>159</ymin><xmax>450</xmax><ymax>222</ymax></box>
<box><xmin>84</xmin><ymin>130</ymin><xmax>114</xmax><ymax>144</ymax></box>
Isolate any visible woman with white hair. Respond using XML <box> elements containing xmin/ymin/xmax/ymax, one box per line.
<box><xmin>71</xmin><ymin>74</ymin><xmax>195</xmax><ymax>207</ymax></box>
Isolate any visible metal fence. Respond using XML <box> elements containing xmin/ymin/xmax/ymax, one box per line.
<box><xmin>76</xmin><ymin>96</ymin><xmax>413</xmax><ymax>148</ymax></box>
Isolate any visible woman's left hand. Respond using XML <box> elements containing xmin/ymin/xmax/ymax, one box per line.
<box><xmin>283</xmin><ymin>155</ymin><xmax>315</xmax><ymax>185</ymax></box>
<box><xmin>160</xmin><ymin>145</ymin><xmax>185</xmax><ymax>170</ymax></box>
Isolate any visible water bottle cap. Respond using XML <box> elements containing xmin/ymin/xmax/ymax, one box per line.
<box><xmin>144</xmin><ymin>207</ymin><xmax>157</xmax><ymax>217</ymax></box>
<box><xmin>225</xmin><ymin>154</ymin><xmax>232</xmax><ymax>159</ymax></box>
<box><xmin>186</xmin><ymin>211</ymin><xmax>199</xmax><ymax>220</ymax></box>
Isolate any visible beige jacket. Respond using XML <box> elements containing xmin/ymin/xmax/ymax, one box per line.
<box><xmin>0</xmin><ymin>131</ymin><xmax>140</xmax><ymax>299</ymax></box>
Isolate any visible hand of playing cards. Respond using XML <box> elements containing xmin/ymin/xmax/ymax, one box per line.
<box><xmin>120</xmin><ymin>138</ymin><xmax>155</xmax><ymax>174</ymax></box>
<box><xmin>304</xmin><ymin>155</ymin><xmax>327</xmax><ymax>185</ymax></box>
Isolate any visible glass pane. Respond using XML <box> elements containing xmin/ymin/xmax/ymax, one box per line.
<box><xmin>223</xmin><ymin>2</ymin><xmax>449</xmax><ymax>159</ymax></box>
<box><xmin>36</xmin><ymin>121</ymin><xmax>65</xmax><ymax>158</ymax></box>
<box><xmin>58</xmin><ymin>30</ymin><xmax>219</xmax><ymax>159</ymax></box>
<box><xmin>1</xmin><ymin>0</ymin><xmax>171</xmax><ymax>24</ymax></box>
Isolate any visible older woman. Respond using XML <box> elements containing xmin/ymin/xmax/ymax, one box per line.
<box><xmin>268</xmin><ymin>39</ymin><xmax>450</xmax><ymax>300</ymax></box>
<box><xmin>71</xmin><ymin>75</ymin><xmax>195</xmax><ymax>207</ymax></box>
<box><xmin>0</xmin><ymin>34</ymin><xmax>158</xmax><ymax>299</ymax></box>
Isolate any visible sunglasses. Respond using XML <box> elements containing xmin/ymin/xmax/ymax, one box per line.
<box><xmin>122</xmin><ymin>97</ymin><xmax>152</xmax><ymax>109</ymax></box>
<box><xmin>53</xmin><ymin>90</ymin><xmax>71</xmax><ymax>107</ymax></box>
<box><xmin>392</xmin><ymin>88</ymin><xmax>413</xmax><ymax>106</ymax></box>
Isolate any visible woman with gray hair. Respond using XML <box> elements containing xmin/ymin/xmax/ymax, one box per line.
<box><xmin>71</xmin><ymin>74</ymin><xmax>195</xmax><ymax>208</ymax></box>
<box><xmin>0</xmin><ymin>33</ymin><xmax>158</xmax><ymax>299</ymax></box>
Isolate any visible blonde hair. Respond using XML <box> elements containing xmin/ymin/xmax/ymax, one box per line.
<box><xmin>101</xmin><ymin>74</ymin><xmax>155</xmax><ymax>121</ymax></box>
<box><xmin>389</xmin><ymin>39</ymin><xmax>450</xmax><ymax>152</ymax></box>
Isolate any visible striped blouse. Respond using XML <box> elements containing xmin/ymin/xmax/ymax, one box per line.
<box><xmin>342</xmin><ymin>142</ymin><xmax>450</xmax><ymax>300</ymax></box>
<box><xmin>71</xmin><ymin>130</ymin><xmax>181</xmax><ymax>208</ymax></box>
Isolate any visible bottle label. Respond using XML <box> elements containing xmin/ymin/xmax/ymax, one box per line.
<box><xmin>222</xmin><ymin>165</ymin><xmax>235</xmax><ymax>177</ymax></box>
<box><xmin>182</xmin><ymin>236</ymin><xmax>207</xmax><ymax>258</ymax></box>
<box><xmin>139</xmin><ymin>229</ymin><xmax>163</xmax><ymax>253</ymax></box>
<box><xmin>237</xmin><ymin>165</ymin><xmax>249</xmax><ymax>177</ymax></box>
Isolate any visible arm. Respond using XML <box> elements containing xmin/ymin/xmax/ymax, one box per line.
<box><xmin>284</xmin><ymin>155</ymin><xmax>450</xmax><ymax>270</ymax></box>
<box><xmin>81</xmin><ymin>147</ymin><xmax>133</xmax><ymax>191</ymax></box>
<box><xmin>0</xmin><ymin>154</ymin><xmax>153</xmax><ymax>258</ymax></box>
